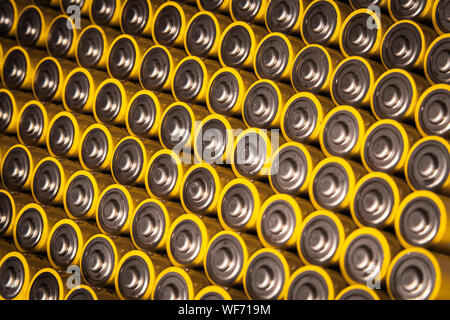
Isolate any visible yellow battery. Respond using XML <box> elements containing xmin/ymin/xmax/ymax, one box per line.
<box><xmin>80</xmin><ymin>234</ymin><xmax>135</xmax><ymax>288</ymax></box>
<box><xmin>166</xmin><ymin>214</ymin><xmax>223</xmax><ymax>268</ymax></box>
<box><xmin>297</xmin><ymin>210</ymin><xmax>356</xmax><ymax>267</ymax></box>
<box><xmin>244</xmin><ymin>248</ymin><xmax>302</xmax><ymax>300</ymax></box>
<box><xmin>93</xmin><ymin>78</ymin><xmax>141</xmax><ymax>126</ymax></box>
<box><xmin>254</xmin><ymin>33</ymin><xmax>304</xmax><ymax>82</ymax></box>
<box><xmin>89</xmin><ymin>0</ymin><xmax>125</xmax><ymax>27</ymax></box>
<box><xmin>17</xmin><ymin>100</ymin><xmax>63</xmax><ymax>147</ymax></box>
<box><xmin>119</xmin><ymin>0</ymin><xmax>164</xmax><ymax>37</ymax></box>
<box><xmin>130</xmin><ymin>198</ymin><xmax>185</xmax><ymax>251</ymax></box>
<box><xmin>185</xmin><ymin>11</ymin><xmax>231</xmax><ymax>59</ymax></box>
<box><xmin>79</xmin><ymin>123</ymin><xmax>130</xmax><ymax>172</ymax></box>
<box><xmin>388</xmin><ymin>0</ymin><xmax>434</xmax><ymax>23</ymax></box>
<box><xmin>280</xmin><ymin>92</ymin><xmax>336</xmax><ymax>145</ymax></box>
<box><xmin>76</xmin><ymin>25</ymin><xmax>122</xmax><ymax>70</ymax></box>
<box><xmin>0</xmin><ymin>89</ymin><xmax>34</xmax><ymax>135</ymax></box>
<box><xmin>0</xmin><ymin>190</ymin><xmax>33</xmax><ymax>237</ymax></box>
<box><xmin>396</xmin><ymin>190</ymin><xmax>450</xmax><ymax>254</ymax></box>
<box><xmin>13</xmin><ymin>203</ymin><xmax>66</xmax><ymax>253</ymax></box>
<box><xmin>0</xmin><ymin>251</ymin><xmax>49</xmax><ymax>300</ymax></box>
<box><xmin>257</xmin><ymin>194</ymin><xmax>314</xmax><ymax>249</ymax></box>
<box><xmin>65</xmin><ymin>285</ymin><xmax>118</xmax><ymax>300</ymax></box>
<box><xmin>32</xmin><ymin>157</ymin><xmax>81</xmax><ymax>205</ymax></box>
<box><xmin>60</xmin><ymin>0</ymin><xmax>92</xmax><ymax>17</ymax></box>
<box><xmin>1</xmin><ymin>46</ymin><xmax>48</xmax><ymax>91</ymax></box>
<box><xmin>1</xmin><ymin>144</ymin><xmax>48</xmax><ymax>192</ymax></box>
<box><xmin>151</xmin><ymin>1</ymin><xmax>198</xmax><ymax>48</ymax></box>
<box><xmin>205</xmin><ymin>230</ymin><xmax>262</xmax><ymax>286</ymax></box>
<box><xmin>331</xmin><ymin>56</ymin><xmax>386</xmax><ymax>108</ymax></box>
<box><xmin>387</xmin><ymin>247</ymin><xmax>450</xmax><ymax>300</ymax></box>
<box><xmin>424</xmin><ymin>35</ymin><xmax>450</xmax><ymax>85</ymax></box>
<box><xmin>351</xmin><ymin>172</ymin><xmax>411</xmax><ymax>229</ymax></box>
<box><xmin>432</xmin><ymin>0</ymin><xmax>449</xmax><ymax>35</ymax></box>
<box><xmin>64</xmin><ymin>170</ymin><xmax>115</xmax><ymax>220</ymax></box>
<box><xmin>286</xmin><ymin>265</ymin><xmax>347</xmax><ymax>300</ymax></box>
<box><xmin>96</xmin><ymin>184</ymin><xmax>149</xmax><ymax>235</ymax></box>
<box><xmin>265</xmin><ymin>0</ymin><xmax>313</xmax><ymax>35</ymax></box>
<box><xmin>172</xmin><ymin>56</ymin><xmax>221</xmax><ymax>104</ymax></box>
<box><xmin>301</xmin><ymin>0</ymin><xmax>352</xmax><ymax>46</ymax></box>
<box><xmin>320</xmin><ymin>106</ymin><xmax>376</xmax><ymax>160</ymax></box>
<box><xmin>47</xmin><ymin>111</ymin><xmax>95</xmax><ymax>159</ymax></box>
<box><xmin>197</xmin><ymin>0</ymin><xmax>230</xmax><ymax>13</ymax></box>
<box><xmin>63</xmin><ymin>67</ymin><xmax>109</xmax><ymax>114</ymax></box>
<box><xmin>339</xmin><ymin>227</ymin><xmax>402</xmax><ymax>285</ymax></box>
<box><xmin>339</xmin><ymin>9</ymin><xmax>393</xmax><ymax>60</ymax></box>
<box><xmin>126</xmin><ymin>90</ymin><xmax>174</xmax><ymax>138</ymax></box>
<box><xmin>16</xmin><ymin>5</ymin><xmax>59</xmax><ymax>48</ymax></box>
<box><xmin>152</xmin><ymin>266</ymin><xmax>210</xmax><ymax>300</ymax></box>
<box><xmin>180</xmin><ymin>163</ymin><xmax>235</xmax><ymax>215</ymax></box>
<box><xmin>0</xmin><ymin>136</ymin><xmax>19</xmax><ymax>166</ymax></box>
<box><xmin>371</xmin><ymin>68</ymin><xmax>430</xmax><ymax>122</ymax></box>
<box><xmin>336</xmin><ymin>284</ymin><xmax>390</xmax><ymax>300</ymax></box>
<box><xmin>139</xmin><ymin>45</ymin><xmax>187</xmax><ymax>92</ymax></box>
<box><xmin>107</xmin><ymin>34</ymin><xmax>153</xmax><ymax>81</ymax></box>
<box><xmin>218</xmin><ymin>178</ymin><xmax>274</xmax><ymax>232</ymax></box>
<box><xmin>47</xmin><ymin>219</ymin><xmax>99</xmax><ymax>269</ymax></box>
<box><xmin>206</xmin><ymin>67</ymin><xmax>258</xmax><ymax>116</ymax></box>
<box><xmin>270</xmin><ymin>142</ymin><xmax>325</xmax><ymax>196</ymax></box>
<box><xmin>229</xmin><ymin>0</ymin><xmax>269</xmax><ymax>24</ymax></box>
<box><xmin>218</xmin><ymin>21</ymin><xmax>268</xmax><ymax>70</ymax></box>
<box><xmin>193</xmin><ymin>113</ymin><xmax>246</xmax><ymax>164</ymax></box>
<box><xmin>0</xmin><ymin>0</ymin><xmax>28</xmax><ymax>38</ymax></box>
<box><xmin>115</xmin><ymin>249</ymin><xmax>171</xmax><ymax>300</ymax></box>
<box><xmin>195</xmin><ymin>285</ymin><xmax>248</xmax><ymax>300</ymax></box>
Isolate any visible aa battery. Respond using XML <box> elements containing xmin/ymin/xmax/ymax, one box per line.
<box><xmin>218</xmin><ymin>178</ymin><xmax>273</xmax><ymax>232</ymax></box>
<box><xmin>266</xmin><ymin>0</ymin><xmax>313</xmax><ymax>35</ymax></box>
<box><xmin>80</xmin><ymin>234</ymin><xmax>135</xmax><ymax>287</ymax></box>
<box><xmin>64</xmin><ymin>170</ymin><xmax>115</xmax><ymax>220</ymax></box>
<box><xmin>152</xmin><ymin>266</ymin><xmax>210</xmax><ymax>300</ymax></box>
<box><xmin>286</xmin><ymin>265</ymin><xmax>347</xmax><ymax>300</ymax></box>
<box><xmin>219</xmin><ymin>21</ymin><xmax>268</xmax><ymax>70</ymax></box>
<box><xmin>340</xmin><ymin>227</ymin><xmax>402</xmax><ymax>285</ymax></box>
<box><xmin>17</xmin><ymin>100</ymin><xmax>63</xmax><ymax>147</ymax></box>
<box><xmin>115</xmin><ymin>250</ymin><xmax>171</xmax><ymax>300</ymax></box>
<box><xmin>415</xmin><ymin>84</ymin><xmax>450</xmax><ymax>138</ymax></box>
<box><xmin>301</xmin><ymin>0</ymin><xmax>352</xmax><ymax>47</ymax></box>
<box><xmin>0</xmin><ymin>190</ymin><xmax>33</xmax><ymax>237</ymax></box>
<box><xmin>405</xmin><ymin>136</ymin><xmax>450</xmax><ymax>196</ymax></box>
<box><xmin>0</xmin><ymin>251</ymin><xmax>49</xmax><ymax>300</ymax></box>
<box><xmin>119</xmin><ymin>0</ymin><xmax>164</xmax><ymax>37</ymax></box>
<box><xmin>60</xmin><ymin>0</ymin><xmax>92</xmax><ymax>17</ymax></box>
<box><xmin>205</xmin><ymin>230</ymin><xmax>262</xmax><ymax>287</ymax></box>
<box><xmin>388</xmin><ymin>0</ymin><xmax>434</xmax><ymax>23</ymax></box>
<box><xmin>13</xmin><ymin>203</ymin><xmax>66</xmax><ymax>253</ymax></box>
<box><xmin>0</xmin><ymin>89</ymin><xmax>34</xmax><ymax>135</ymax></box>
<box><xmin>331</xmin><ymin>57</ymin><xmax>386</xmax><ymax>108</ymax></box>
<box><xmin>257</xmin><ymin>194</ymin><xmax>314</xmax><ymax>249</ymax></box>
<box><xmin>381</xmin><ymin>20</ymin><xmax>437</xmax><ymax>72</ymax></box>
<box><xmin>432</xmin><ymin>0</ymin><xmax>450</xmax><ymax>35</ymax></box>
<box><xmin>197</xmin><ymin>0</ymin><xmax>230</xmax><ymax>14</ymax></box>
<box><xmin>79</xmin><ymin>123</ymin><xmax>129</xmax><ymax>172</ymax></box>
<box><xmin>47</xmin><ymin>219</ymin><xmax>99</xmax><ymax>269</ymax></box>
<box><xmin>195</xmin><ymin>285</ymin><xmax>248</xmax><ymax>300</ymax></box>
<box><xmin>140</xmin><ymin>45</ymin><xmax>187</xmax><ymax>92</ymax></box>
<box><xmin>0</xmin><ymin>38</ymin><xmax>16</xmax><ymax>66</ymax></box>
<box><xmin>65</xmin><ymin>285</ymin><xmax>118</xmax><ymax>300</ymax></box>
<box><xmin>207</xmin><ymin>67</ymin><xmax>257</xmax><ymax>116</ymax></box>
<box><xmin>180</xmin><ymin>163</ymin><xmax>235</xmax><ymax>215</ymax></box>
<box><xmin>63</xmin><ymin>67</ymin><xmax>109</xmax><ymax>114</ymax></box>
<box><xmin>167</xmin><ymin>214</ymin><xmax>223</xmax><ymax>268</ymax></box>
<box><xmin>352</xmin><ymin>172</ymin><xmax>411</xmax><ymax>229</ymax></box>
<box><xmin>0</xmin><ymin>0</ymin><xmax>28</xmax><ymax>38</ymax></box>
<box><xmin>269</xmin><ymin>142</ymin><xmax>324</xmax><ymax>195</ymax></box>
<box><xmin>1</xmin><ymin>144</ymin><xmax>48</xmax><ymax>192</ymax></box>
<box><xmin>47</xmin><ymin>15</ymin><xmax>89</xmax><ymax>59</ymax></box>
<box><xmin>96</xmin><ymin>184</ymin><xmax>148</xmax><ymax>235</ymax></box>
<box><xmin>131</xmin><ymin>198</ymin><xmax>184</xmax><ymax>251</ymax></box>
<box><xmin>28</xmin><ymin>268</ymin><xmax>71</xmax><ymax>299</ymax></box>
<box><xmin>425</xmin><ymin>34</ymin><xmax>450</xmax><ymax>85</ymax></box>
<box><xmin>229</xmin><ymin>0</ymin><xmax>269</xmax><ymax>24</ymax></box>
<box><xmin>185</xmin><ymin>11</ymin><xmax>231</xmax><ymax>59</ymax></box>
<box><xmin>107</xmin><ymin>34</ymin><xmax>153</xmax><ymax>81</ymax></box>
<box><xmin>280</xmin><ymin>92</ymin><xmax>335</xmax><ymax>145</ymax></box>
<box><xmin>0</xmin><ymin>136</ymin><xmax>19</xmax><ymax>170</ymax></box>
<box><xmin>76</xmin><ymin>25</ymin><xmax>122</xmax><ymax>70</ymax></box>
<box><xmin>254</xmin><ymin>33</ymin><xmax>304</xmax><ymax>82</ymax></box>
<box><xmin>89</xmin><ymin>0</ymin><xmax>125</xmax><ymax>27</ymax></box>
<box><xmin>16</xmin><ymin>5</ymin><xmax>58</xmax><ymax>48</ymax></box>
<box><xmin>291</xmin><ymin>45</ymin><xmax>343</xmax><ymax>95</ymax></box>
<box><xmin>297</xmin><ymin>210</ymin><xmax>356</xmax><ymax>267</ymax></box>
<box><xmin>151</xmin><ymin>1</ymin><xmax>198</xmax><ymax>48</ymax></box>
<box><xmin>126</xmin><ymin>90</ymin><xmax>174</xmax><ymax>138</ymax></box>
<box><xmin>371</xmin><ymin>68</ymin><xmax>430</xmax><ymax>122</ymax></box>
<box><xmin>244</xmin><ymin>248</ymin><xmax>302</xmax><ymax>300</ymax></box>
<box><xmin>336</xmin><ymin>284</ymin><xmax>390</xmax><ymax>300</ymax></box>
<box><xmin>320</xmin><ymin>106</ymin><xmax>376</xmax><ymax>160</ymax></box>
<box><xmin>340</xmin><ymin>9</ymin><xmax>393</xmax><ymax>60</ymax></box>
<box><xmin>387</xmin><ymin>247</ymin><xmax>450</xmax><ymax>300</ymax></box>
<box><xmin>396</xmin><ymin>190</ymin><xmax>450</xmax><ymax>254</ymax></box>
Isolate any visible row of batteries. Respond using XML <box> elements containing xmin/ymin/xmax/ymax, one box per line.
<box><xmin>0</xmin><ymin>0</ymin><xmax>448</xmax><ymax>301</ymax></box>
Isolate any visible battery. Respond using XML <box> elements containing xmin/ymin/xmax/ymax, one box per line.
<box><xmin>28</xmin><ymin>268</ymin><xmax>70</xmax><ymax>300</ymax></box>
<box><xmin>65</xmin><ymin>285</ymin><xmax>118</xmax><ymax>300</ymax></box>
<box><xmin>195</xmin><ymin>285</ymin><xmax>248</xmax><ymax>300</ymax></box>
<box><xmin>89</xmin><ymin>0</ymin><xmax>125</xmax><ymax>27</ymax></box>
<box><xmin>60</xmin><ymin>0</ymin><xmax>92</xmax><ymax>17</ymax></box>
<box><xmin>388</xmin><ymin>0</ymin><xmax>434</xmax><ymax>23</ymax></box>
<box><xmin>0</xmin><ymin>0</ymin><xmax>28</xmax><ymax>38</ymax></box>
<box><xmin>424</xmin><ymin>34</ymin><xmax>450</xmax><ymax>85</ymax></box>
<box><xmin>16</xmin><ymin>5</ymin><xmax>58</xmax><ymax>48</ymax></box>
<box><xmin>266</xmin><ymin>0</ymin><xmax>313</xmax><ymax>35</ymax></box>
<box><xmin>229</xmin><ymin>0</ymin><xmax>269</xmax><ymax>24</ymax></box>
<box><xmin>432</xmin><ymin>0</ymin><xmax>450</xmax><ymax>35</ymax></box>
<box><xmin>336</xmin><ymin>284</ymin><xmax>390</xmax><ymax>300</ymax></box>
<box><xmin>197</xmin><ymin>0</ymin><xmax>230</xmax><ymax>14</ymax></box>
<box><xmin>119</xmin><ymin>0</ymin><xmax>164</xmax><ymax>37</ymax></box>
<box><xmin>0</xmin><ymin>190</ymin><xmax>33</xmax><ymax>238</ymax></box>
<box><xmin>0</xmin><ymin>89</ymin><xmax>34</xmax><ymax>135</ymax></box>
